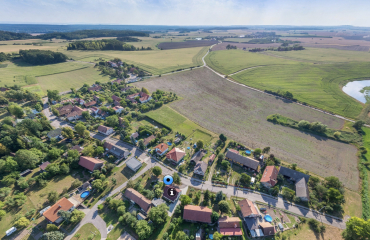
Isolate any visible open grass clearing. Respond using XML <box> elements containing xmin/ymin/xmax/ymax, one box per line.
<box><xmin>277</xmin><ymin>222</ymin><xmax>344</xmax><ymax>240</ymax></box>
<box><xmin>36</xmin><ymin>65</ymin><xmax>114</xmax><ymax>92</ymax></box>
<box><xmin>231</xmin><ymin>61</ymin><xmax>370</xmax><ymax>118</ymax></box>
<box><xmin>22</xmin><ymin>84</ymin><xmax>45</xmax><ymax>97</ymax></box>
<box><xmin>72</xmin><ymin>223</ymin><xmax>101</xmax><ymax>240</ymax></box>
<box><xmin>343</xmin><ymin>190</ymin><xmax>362</xmax><ymax>218</ymax></box>
<box><xmin>205</xmin><ymin>49</ymin><xmax>298</xmax><ymax>75</ymax></box>
<box><xmin>133</xmin><ymin>68</ymin><xmax>358</xmax><ymax>190</ymax></box>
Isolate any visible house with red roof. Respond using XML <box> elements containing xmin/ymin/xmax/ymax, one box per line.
<box><xmin>124</xmin><ymin>188</ymin><xmax>152</xmax><ymax>213</ymax></box>
<box><xmin>66</xmin><ymin>106</ymin><xmax>85</xmax><ymax>121</ymax></box>
<box><xmin>84</xmin><ymin>100</ymin><xmax>96</xmax><ymax>108</ymax></box>
<box><xmin>260</xmin><ymin>166</ymin><xmax>279</xmax><ymax>188</ymax></box>
<box><xmin>98</xmin><ymin>125</ymin><xmax>114</xmax><ymax>135</ymax></box>
<box><xmin>113</xmin><ymin>106</ymin><xmax>124</xmax><ymax>114</ymax></box>
<box><xmin>154</xmin><ymin>143</ymin><xmax>168</xmax><ymax>156</ymax></box>
<box><xmin>78</xmin><ymin>156</ymin><xmax>104</xmax><ymax>171</ymax></box>
<box><xmin>126</xmin><ymin>92</ymin><xmax>152</xmax><ymax>104</ymax></box>
<box><xmin>218</xmin><ymin>216</ymin><xmax>243</xmax><ymax>236</ymax></box>
<box><xmin>88</xmin><ymin>85</ymin><xmax>102</xmax><ymax>92</ymax></box>
<box><xmin>112</xmin><ymin>95</ymin><xmax>121</xmax><ymax>102</ymax></box>
<box><xmin>43</xmin><ymin>198</ymin><xmax>75</xmax><ymax>224</ymax></box>
<box><xmin>238</xmin><ymin>199</ymin><xmax>260</xmax><ymax>219</ymax></box>
<box><xmin>183</xmin><ymin>205</ymin><xmax>212</xmax><ymax>224</ymax></box>
<box><xmin>166</xmin><ymin>148</ymin><xmax>185</xmax><ymax>164</ymax></box>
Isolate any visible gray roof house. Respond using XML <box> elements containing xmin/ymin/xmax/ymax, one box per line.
<box><xmin>190</xmin><ymin>150</ymin><xmax>206</xmax><ymax>164</ymax></box>
<box><xmin>278</xmin><ymin>167</ymin><xmax>310</xmax><ymax>182</ymax></box>
<box><xmin>295</xmin><ymin>178</ymin><xmax>310</xmax><ymax>201</ymax></box>
<box><xmin>47</xmin><ymin>128</ymin><xmax>63</xmax><ymax>139</ymax></box>
<box><xmin>126</xmin><ymin>157</ymin><xmax>142</xmax><ymax>172</ymax></box>
<box><xmin>225</xmin><ymin>150</ymin><xmax>260</xmax><ymax>172</ymax></box>
<box><xmin>194</xmin><ymin>161</ymin><xmax>208</xmax><ymax>176</ymax></box>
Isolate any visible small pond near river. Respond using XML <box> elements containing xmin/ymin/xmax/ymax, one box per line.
<box><xmin>342</xmin><ymin>80</ymin><xmax>370</xmax><ymax>104</ymax></box>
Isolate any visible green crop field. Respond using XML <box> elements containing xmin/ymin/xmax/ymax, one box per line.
<box><xmin>264</xmin><ymin>47</ymin><xmax>370</xmax><ymax>63</ymax></box>
<box><xmin>205</xmin><ymin>49</ymin><xmax>298</xmax><ymax>75</ymax></box>
<box><xmin>231</xmin><ymin>62</ymin><xmax>370</xmax><ymax>118</ymax></box>
<box><xmin>0</xmin><ymin>60</ymin><xmax>91</xmax><ymax>87</ymax></box>
<box><xmin>146</xmin><ymin>105</ymin><xmax>215</xmax><ymax>138</ymax></box>
<box><xmin>37</xmin><ymin>65</ymin><xmax>114</xmax><ymax>92</ymax></box>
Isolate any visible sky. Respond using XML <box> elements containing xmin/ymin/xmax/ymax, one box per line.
<box><xmin>1</xmin><ymin>0</ymin><xmax>369</xmax><ymax>26</ymax></box>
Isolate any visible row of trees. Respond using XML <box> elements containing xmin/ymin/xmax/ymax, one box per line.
<box><xmin>19</xmin><ymin>49</ymin><xmax>68</xmax><ymax>65</ymax></box>
<box><xmin>37</xmin><ymin>30</ymin><xmax>149</xmax><ymax>40</ymax></box>
<box><xmin>67</xmin><ymin>39</ymin><xmax>150</xmax><ymax>51</ymax></box>
<box><xmin>0</xmin><ymin>30</ymin><xmax>32</xmax><ymax>41</ymax></box>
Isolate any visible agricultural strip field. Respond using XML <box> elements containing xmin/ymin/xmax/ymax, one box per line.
<box><xmin>211</xmin><ymin>42</ymin><xmax>281</xmax><ymax>51</ymax></box>
<box><xmin>133</xmin><ymin>68</ymin><xmax>359</xmax><ymax>190</ymax></box>
<box><xmin>146</xmin><ymin>105</ymin><xmax>216</xmax><ymax>140</ymax></box>
<box><xmin>205</xmin><ymin>49</ymin><xmax>298</xmax><ymax>75</ymax></box>
<box><xmin>0</xmin><ymin>60</ymin><xmax>91</xmax><ymax>87</ymax></box>
<box><xmin>231</xmin><ymin>62</ymin><xmax>370</xmax><ymax>118</ymax></box>
<box><xmin>63</xmin><ymin>46</ymin><xmax>208</xmax><ymax>75</ymax></box>
<box><xmin>36</xmin><ymin>65</ymin><xmax>114</xmax><ymax>92</ymax></box>
<box><xmin>157</xmin><ymin>40</ymin><xmax>218</xmax><ymax>50</ymax></box>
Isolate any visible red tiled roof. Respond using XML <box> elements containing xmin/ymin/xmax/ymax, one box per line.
<box><xmin>183</xmin><ymin>205</ymin><xmax>212</xmax><ymax>223</ymax></box>
<box><xmin>40</xmin><ymin>161</ymin><xmax>50</xmax><ymax>171</ymax></box>
<box><xmin>112</xmin><ymin>95</ymin><xmax>121</xmax><ymax>102</ymax></box>
<box><xmin>163</xmin><ymin>185</ymin><xmax>181</xmax><ymax>202</ymax></box>
<box><xmin>259</xmin><ymin>222</ymin><xmax>276</xmax><ymax>236</ymax></box>
<box><xmin>98</xmin><ymin>125</ymin><xmax>112</xmax><ymax>134</ymax></box>
<box><xmin>166</xmin><ymin>148</ymin><xmax>186</xmax><ymax>162</ymax></box>
<box><xmin>209</xmin><ymin>154</ymin><xmax>216</xmax><ymax>162</ymax></box>
<box><xmin>218</xmin><ymin>216</ymin><xmax>241</xmax><ymax>228</ymax></box>
<box><xmin>143</xmin><ymin>135</ymin><xmax>156</xmax><ymax>146</ymax></box>
<box><xmin>88</xmin><ymin>86</ymin><xmax>101</xmax><ymax>91</ymax></box>
<box><xmin>78</xmin><ymin>156</ymin><xmax>104</xmax><ymax>171</ymax></box>
<box><xmin>104</xmin><ymin>142</ymin><xmax>114</xmax><ymax>150</ymax></box>
<box><xmin>219</xmin><ymin>228</ymin><xmax>243</xmax><ymax>236</ymax></box>
<box><xmin>43</xmin><ymin>198</ymin><xmax>73</xmax><ymax>222</ymax></box>
<box><xmin>229</xmin><ymin>149</ymin><xmax>239</xmax><ymax>154</ymax></box>
<box><xmin>260</xmin><ymin>166</ymin><xmax>279</xmax><ymax>187</ymax></box>
<box><xmin>155</xmin><ymin>143</ymin><xmax>168</xmax><ymax>154</ymax></box>
<box><xmin>238</xmin><ymin>199</ymin><xmax>258</xmax><ymax>218</ymax></box>
<box><xmin>84</xmin><ymin>101</ymin><xmax>96</xmax><ymax>107</ymax></box>
<box><xmin>124</xmin><ymin>188</ymin><xmax>152</xmax><ymax>212</ymax></box>
<box><xmin>71</xmin><ymin>145</ymin><xmax>83</xmax><ymax>153</ymax></box>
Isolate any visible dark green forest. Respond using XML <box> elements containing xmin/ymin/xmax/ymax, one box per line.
<box><xmin>116</xmin><ymin>36</ymin><xmax>141</xmax><ymax>42</ymax></box>
<box><xmin>19</xmin><ymin>50</ymin><xmax>68</xmax><ymax>65</ymax></box>
<box><xmin>0</xmin><ymin>52</ymin><xmax>8</xmax><ymax>62</ymax></box>
<box><xmin>67</xmin><ymin>39</ymin><xmax>151</xmax><ymax>51</ymax></box>
<box><xmin>37</xmin><ymin>30</ymin><xmax>148</xmax><ymax>40</ymax></box>
<box><xmin>0</xmin><ymin>30</ymin><xmax>33</xmax><ymax>41</ymax></box>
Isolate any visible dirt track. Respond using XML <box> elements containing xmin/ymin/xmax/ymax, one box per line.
<box><xmin>133</xmin><ymin>68</ymin><xmax>359</xmax><ymax>190</ymax></box>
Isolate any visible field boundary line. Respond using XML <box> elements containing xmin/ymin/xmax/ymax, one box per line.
<box><xmin>229</xmin><ymin>65</ymin><xmax>266</xmax><ymax>76</ymax></box>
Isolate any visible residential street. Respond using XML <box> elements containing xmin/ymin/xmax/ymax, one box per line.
<box><xmin>42</xmin><ymin>97</ymin><xmax>346</xmax><ymax>240</ymax></box>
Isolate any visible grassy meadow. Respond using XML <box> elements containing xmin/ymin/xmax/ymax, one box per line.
<box><xmin>72</xmin><ymin>223</ymin><xmax>101</xmax><ymax>240</ymax></box>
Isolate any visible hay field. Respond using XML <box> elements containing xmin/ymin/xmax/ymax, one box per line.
<box><xmin>0</xmin><ymin>60</ymin><xmax>91</xmax><ymax>87</ymax></box>
<box><xmin>63</xmin><ymin>46</ymin><xmax>208</xmax><ymax>75</ymax></box>
<box><xmin>231</xmin><ymin>62</ymin><xmax>370</xmax><ymax>118</ymax></box>
<box><xmin>212</xmin><ymin>42</ymin><xmax>281</xmax><ymax>51</ymax></box>
<box><xmin>133</xmin><ymin>68</ymin><xmax>359</xmax><ymax>190</ymax></box>
<box><xmin>205</xmin><ymin>49</ymin><xmax>298</xmax><ymax>75</ymax></box>
<box><xmin>37</xmin><ymin>65</ymin><xmax>114</xmax><ymax>92</ymax></box>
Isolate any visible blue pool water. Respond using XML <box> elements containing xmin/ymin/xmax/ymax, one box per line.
<box><xmin>245</xmin><ymin>150</ymin><xmax>251</xmax><ymax>154</ymax></box>
<box><xmin>264</xmin><ymin>215</ymin><xmax>273</xmax><ymax>222</ymax></box>
<box><xmin>167</xmin><ymin>142</ymin><xmax>172</xmax><ymax>146</ymax></box>
<box><xmin>80</xmin><ymin>191</ymin><xmax>90</xmax><ymax>198</ymax></box>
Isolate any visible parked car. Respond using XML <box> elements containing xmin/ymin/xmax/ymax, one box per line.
<box><xmin>260</xmin><ymin>207</ymin><xmax>266</xmax><ymax>212</ymax></box>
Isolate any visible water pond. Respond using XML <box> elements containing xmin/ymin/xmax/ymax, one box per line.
<box><xmin>342</xmin><ymin>80</ymin><xmax>370</xmax><ymax>103</ymax></box>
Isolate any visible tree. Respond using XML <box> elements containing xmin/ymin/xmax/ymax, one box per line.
<box><xmin>106</xmin><ymin>115</ymin><xmax>119</xmax><ymax>127</ymax></box>
<box><xmin>282</xmin><ymin>187</ymin><xmax>295</xmax><ymax>201</ymax></box>
<box><xmin>58</xmin><ymin>210</ymin><xmax>71</xmax><ymax>221</ymax></box>
<box><xmin>0</xmin><ymin>157</ymin><xmax>18</xmax><ymax>173</ymax></box>
<box><xmin>8</xmin><ymin>103</ymin><xmax>24</xmax><ymax>118</ymax></box>
<box><xmin>15</xmin><ymin>149</ymin><xmax>40</xmax><ymax>169</ymax></box>
<box><xmin>173</xmin><ymin>172</ymin><xmax>181</xmax><ymax>185</ymax></box>
<box><xmin>48</xmin><ymin>191</ymin><xmax>58</xmax><ymax>203</ymax></box>
<box><xmin>254</xmin><ymin>148</ymin><xmax>262</xmax><ymax>156</ymax></box>
<box><xmin>325</xmin><ymin>176</ymin><xmax>343</xmax><ymax>190</ymax></box>
<box><xmin>60</xmin><ymin>163</ymin><xmax>70</xmax><ymax>175</ymax></box>
<box><xmin>109</xmin><ymin>199</ymin><xmax>124</xmax><ymax>210</ymax></box>
<box><xmin>218</xmin><ymin>200</ymin><xmax>230</xmax><ymax>214</ymax></box>
<box><xmin>0</xmin><ymin>187</ymin><xmax>11</xmax><ymax>199</ymax></box>
<box><xmin>298</xmin><ymin>120</ymin><xmax>311</xmax><ymax>129</ymax></box>
<box><xmin>204</xmin><ymin>189</ymin><xmax>211</xmax><ymax>202</ymax></box>
<box><xmin>61</xmin><ymin>127</ymin><xmax>74</xmax><ymax>139</ymax></box>
<box><xmin>154</xmin><ymin>188</ymin><xmax>163</xmax><ymax>198</ymax></box>
<box><xmin>152</xmin><ymin>166</ymin><xmax>162</xmax><ymax>177</ymax></box>
<box><xmin>213</xmin><ymin>232</ymin><xmax>223</xmax><ymax>240</ymax></box>
<box><xmin>105</xmin><ymin>163</ymin><xmax>116</xmax><ymax>173</ymax></box>
<box><xmin>136</xmin><ymin>220</ymin><xmax>152</xmax><ymax>240</ymax></box>
<box><xmin>42</xmin><ymin>231</ymin><xmax>65</xmax><ymax>240</ymax></box>
<box><xmin>326</xmin><ymin>188</ymin><xmax>344</xmax><ymax>205</ymax></box>
<box><xmin>70</xmin><ymin>210</ymin><xmax>85</xmax><ymax>223</ymax></box>
<box><xmin>117</xmin><ymin>205</ymin><xmax>126</xmax><ymax>216</ymax></box>
<box><xmin>342</xmin><ymin>217</ymin><xmax>370</xmax><ymax>240</ymax></box>
<box><xmin>211</xmin><ymin>211</ymin><xmax>219</xmax><ymax>223</ymax></box>
<box><xmin>221</xmin><ymin>160</ymin><xmax>230</xmax><ymax>170</ymax></box>
<box><xmin>15</xmin><ymin>217</ymin><xmax>30</xmax><ymax>228</ymax></box>
<box><xmin>138</xmin><ymin>139</ymin><xmax>145</xmax><ymax>150</ymax></box>
<box><xmin>141</xmin><ymin>87</ymin><xmax>150</xmax><ymax>95</ymax></box>
<box><xmin>47</xmin><ymin>90</ymin><xmax>61</xmax><ymax>102</ymax></box>
<box><xmin>218</xmin><ymin>153</ymin><xmax>224</xmax><ymax>162</ymax></box>
<box><xmin>0</xmin><ymin>143</ymin><xmax>9</xmax><ymax>156</ymax></box>
<box><xmin>82</xmin><ymin>145</ymin><xmax>95</xmax><ymax>157</ymax></box>
<box><xmin>45</xmin><ymin>163</ymin><xmax>60</xmax><ymax>176</ymax></box>
<box><xmin>196</xmin><ymin>140</ymin><xmax>204</xmax><ymax>150</ymax></box>
<box><xmin>334</xmin><ymin>131</ymin><xmax>341</xmax><ymax>138</ymax></box>
<box><xmin>180</xmin><ymin>195</ymin><xmax>192</xmax><ymax>207</ymax></box>
<box><xmin>149</xmin><ymin>203</ymin><xmax>169</xmax><ymax>225</ymax></box>
<box><xmin>74</xmin><ymin>123</ymin><xmax>87</xmax><ymax>137</ymax></box>
<box><xmin>95</xmin><ymin>146</ymin><xmax>104</xmax><ymax>156</ymax></box>
<box><xmin>48</xmin><ymin>148</ymin><xmax>61</xmax><ymax>160</ymax></box>
<box><xmin>0</xmin><ymin>210</ymin><xmax>6</xmax><ymax>219</ymax></box>
<box><xmin>262</xmin><ymin>147</ymin><xmax>270</xmax><ymax>154</ymax></box>
<box><xmin>82</xmin><ymin>111</ymin><xmax>90</xmax><ymax>120</ymax></box>
<box><xmin>71</xmin><ymin>179</ymin><xmax>82</xmax><ymax>189</ymax></box>
<box><xmin>17</xmin><ymin>177</ymin><xmax>29</xmax><ymax>189</ymax></box>
<box><xmin>175</xmin><ymin>231</ymin><xmax>188</xmax><ymax>240</ymax></box>
<box><xmin>215</xmin><ymin>191</ymin><xmax>223</xmax><ymax>203</ymax></box>
<box><xmin>219</xmin><ymin>134</ymin><xmax>227</xmax><ymax>142</ymax></box>
<box><xmin>46</xmin><ymin>224</ymin><xmax>59</xmax><ymax>232</ymax></box>
<box><xmin>353</xmin><ymin>120</ymin><xmax>365</xmax><ymax>131</ymax></box>
<box><xmin>239</xmin><ymin>173</ymin><xmax>251</xmax><ymax>187</ymax></box>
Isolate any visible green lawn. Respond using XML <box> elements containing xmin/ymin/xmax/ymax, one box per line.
<box><xmin>146</xmin><ymin>106</ymin><xmax>216</xmax><ymax>138</ymax></box>
<box><xmin>205</xmin><ymin>49</ymin><xmax>298</xmax><ymax>75</ymax></box>
<box><xmin>72</xmin><ymin>223</ymin><xmax>101</xmax><ymax>240</ymax></box>
<box><xmin>36</xmin><ymin>65</ymin><xmax>114</xmax><ymax>92</ymax></box>
<box><xmin>22</xmin><ymin>84</ymin><xmax>45</xmax><ymax>97</ymax></box>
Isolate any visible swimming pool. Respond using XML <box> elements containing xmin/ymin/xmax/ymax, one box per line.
<box><xmin>264</xmin><ymin>215</ymin><xmax>272</xmax><ymax>222</ymax></box>
<box><xmin>80</xmin><ymin>191</ymin><xmax>90</xmax><ymax>198</ymax></box>
<box><xmin>245</xmin><ymin>150</ymin><xmax>251</xmax><ymax>155</ymax></box>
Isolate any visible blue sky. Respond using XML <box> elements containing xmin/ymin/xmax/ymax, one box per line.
<box><xmin>1</xmin><ymin>0</ymin><xmax>369</xmax><ymax>26</ymax></box>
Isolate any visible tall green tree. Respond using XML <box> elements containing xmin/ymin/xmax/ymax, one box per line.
<box><xmin>342</xmin><ymin>217</ymin><xmax>370</xmax><ymax>240</ymax></box>
<box><xmin>148</xmin><ymin>203</ymin><xmax>169</xmax><ymax>225</ymax></box>
<box><xmin>136</xmin><ymin>220</ymin><xmax>152</xmax><ymax>240</ymax></box>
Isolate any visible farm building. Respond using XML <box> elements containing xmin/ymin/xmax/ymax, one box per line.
<box><xmin>78</xmin><ymin>156</ymin><xmax>104</xmax><ymax>171</ymax></box>
<box><xmin>190</xmin><ymin>149</ymin><xmax>206</xmax><ymax>164</ymax></box>
<box><xmin>279</xmin><ymin>167</ymin><xmax>310</xmax><ymax>201</ymax></box>
<box><xmin>225</xmin><ymin>150</ymin><xmax>260</xmax><ymax>172</ymax></box>
<box><xmin>183</xmin><ymin>205</ymin><xmax>212</xmax><ymax>224</ymax></box>
<box><xmin>124</xmin><ymin>188</ymin><xmax>152</xmax><ymax>213</ymax></box>
<box><xmin>218</xmin><ymin>216</ymin><xmax>242</xmax><ymax>236</ymax></box>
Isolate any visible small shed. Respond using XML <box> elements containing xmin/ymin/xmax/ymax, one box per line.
<box><xmin>126</xmin><ymin>157</ymin><xmax>142</xmax><ymax>172</ymax></box>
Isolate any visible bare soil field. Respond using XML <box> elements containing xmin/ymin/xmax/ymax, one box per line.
<box><xmin>134</xmin><ymin>68</ymin><xmax>359</xmax><ymax>190</ymax></box>
<box><xmin>158</xmin><ymin>40</ymin><xmax>218</xmax><ymax>50</ymax></box>
<box><xmin>301</xmin><ymin>44</ymin><xmax>369</xmax><ymax>51</ymax></box>
<box><xmin>212</xmin><ymin>42</ymin><xmax>281</xmax><ymax>51</ymax></box>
